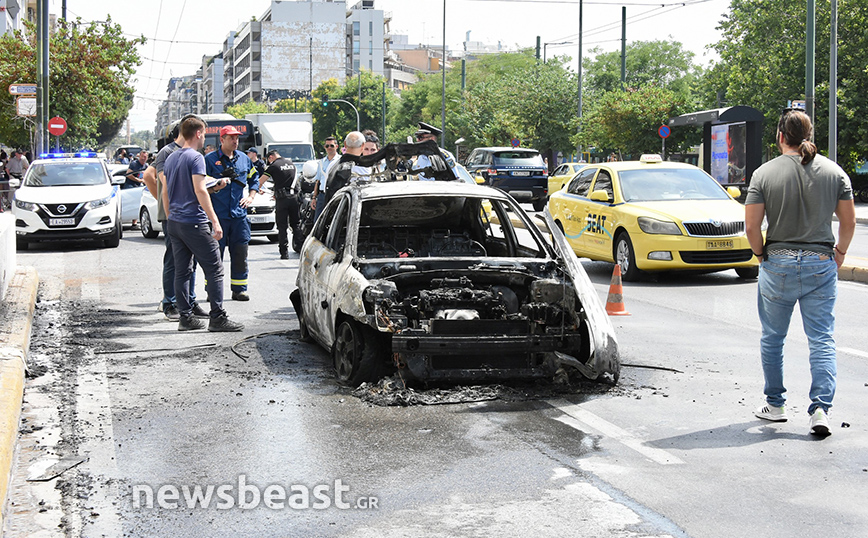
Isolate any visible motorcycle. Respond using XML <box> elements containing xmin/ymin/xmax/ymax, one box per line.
<box><xmin>292</xmin><ymin>160</ymin><xmax>319</xmax><ymax>252</ymax></box>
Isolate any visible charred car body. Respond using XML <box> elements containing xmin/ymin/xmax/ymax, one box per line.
<box><xmin>290</xmin><ymin>145</ymin><xmax>619</xmax><ymax>386</ymax></box>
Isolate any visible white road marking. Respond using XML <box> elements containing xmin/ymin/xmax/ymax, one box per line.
<box><xmin>548</xmin><ymin>399</ymin><xmax>685</xmax><ymax>465</ymax></box>
<box><xmin>839</xmin><ymin>347</ymin><xmax>868</xmax><ymax>359</ymax></box>
<box><xmin>75</xmin><ymin>355</ymin><xmax>122</xmax><ymax>536</ymax></box>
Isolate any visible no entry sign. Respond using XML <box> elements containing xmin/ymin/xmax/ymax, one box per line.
<box><xmin>48</xmin><ymin>117</ymin><xmax>68</xmax><ymax>136</ymax></box>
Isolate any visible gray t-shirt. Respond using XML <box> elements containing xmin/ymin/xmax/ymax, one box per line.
<box><xmin>745</xmin><ymin>154</ymin><xmax>852</xmax><ymax>252</ymax></box>
<box><xmin>153</xmin><ymin>141</ymin><xmax>180</xmax><ymax>221</ymax></box>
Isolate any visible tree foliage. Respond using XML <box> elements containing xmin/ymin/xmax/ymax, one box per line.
<box><xmin>0</xmin><ymin>17</ymin><xmax>145</xmax><ymax>151</ymax></box>
<box><xmin>225</xmin><ymin>100</ymin><xmax>268</xmax><ymax>118</ymax></box>
<box><xmin>310</xmin><ymin>70</ymin><xmax>399</xmax><ymax>148</ymax></box>
<box><xmin>580</xmin><ymin>86</ymin><xmax>688</xmax><ymax>157</ymax></box>
<box><xmin>700</xmin><ymin>0</ymin><xmax>868</xmax><ymax>173</ymax></box>
<box><xmin>584</xmin><ymin>39</ymin><xmax>698</xmax><ymax>101</ymax></box>
<box><xmin>578</xmin><ymin>40</ymin><xmax>699</xmax><ymax>155</ymax></box>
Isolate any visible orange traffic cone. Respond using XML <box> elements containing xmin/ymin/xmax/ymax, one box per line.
<box><xmin>606</xmin><ymin>264</ymin><xmax>631</xmax><ymax>316</ymax></box>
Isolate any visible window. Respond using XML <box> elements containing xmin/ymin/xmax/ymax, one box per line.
<box><xmin>592</xmin><ymin>170</ymin><xmax>614</xmax><ymax>202</ymax></box>
<box><xmin>369</xmin><ymin>21</ymin><xmax>373</xmax><ymax>34</ymax></box>
<box><xmin>369</xmin><ymin>59</ymin><xmax>372</xmax><ymax>70</ymax></box>
<box><xmin>567</xmin><ymin>168</ymin><xmax>596</xmax><ymax>196</ymax></box>
<box><xmin>353</xmin><ymin>21</ymin><xmax>360</xmax><ymax>36</ymax></box>
<box><xmin>353</xmin><ymin>40</ymin><xmax>360</xmax><ymax>54</ymax></box>
<box><xmin>353</xmin><ymin>59</ymin><xmax>360</xmax><ymax>72</ymax></box>
<box><xmin>369</xmin><ymin>40</ymin><xmax>373</xmax><ymax>54</ymax></box>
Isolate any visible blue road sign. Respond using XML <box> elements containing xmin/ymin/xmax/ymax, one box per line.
<box><xmin>658</xmin><ymin>125</ymin><xmax>671</xmax><ymax>138</ymax></box>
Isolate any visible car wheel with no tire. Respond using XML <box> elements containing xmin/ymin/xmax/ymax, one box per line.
<box><xmin>332</xmin><ymin>319</ymin><xmax>385</xmax><ymax>386</ymax></box>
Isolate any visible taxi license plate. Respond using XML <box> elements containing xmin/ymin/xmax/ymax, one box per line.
<box><xmin>248</xmin><ymin>215</ymin><xmax>268</xmax><ymax>224</ymax></box>
<box><xmin>512</xmin><ymin>171</ymin><xmax>530</xmax><ymax>176</ymax></box>
<box><xmin>706</xmin><ymin>240</ymin><xmax>733</xmax><ymax>249</ymax></box>
<box><xmin>49</xmin><ymin>218</ymin><xmax>75</xmax><ymax>226</ymax></box>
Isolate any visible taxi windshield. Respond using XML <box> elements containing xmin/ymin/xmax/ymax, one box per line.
<box><xmin>23</xmin><ymin>162</ymin><xmax>107</xmax><ymax>187</ymax></box>
<box><xmin>618</xmin><ymin>168</ymin><xmax>730</xmax><ymax>202</ymax></box>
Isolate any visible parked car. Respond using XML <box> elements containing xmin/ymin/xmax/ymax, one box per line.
<box><xmin>290</xmin><ymin>180</ymin><xmax>620</xmax><ymax>386</ymax></box>
<box><xmin>548</xmin><ymin>154</ymin><xmax>760</xmax><ymax>281</ymax></box>
<box><xmin>548</xmin><ymin>162</ymin><xmax>586</xmax><ymax>199</ymax></box>
<box><xmin>106</xmin><ymin>163</ymin><xmax>146</xmax><ymax>227</ymax></box>
<box><xmin>465</xmin><ymin>147</ymin><xmax>549</xmax><ymax>211</ymax></box>
<box><xmin>138</xmin><ymin>181</ymin><xmax>277</xmax><ymax>242</ymax></box>
<box><xmin>13</xmin><ymin>152</ymin><xmax>124</xmax><ymax>249</ymax></box>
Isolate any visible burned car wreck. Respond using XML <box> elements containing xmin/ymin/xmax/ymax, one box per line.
<box><xmin>290</xmin><ymin>178</ymin><xmax>619</xmax><ymax>386</ymax></box>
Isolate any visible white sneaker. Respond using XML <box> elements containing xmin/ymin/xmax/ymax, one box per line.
<box><xmin>755</xmin><ymin>403</ymin><xmax>788</xmax><ymax>422</ymax></box>
<box><xmin>809</xmin><ymin>408</ymin><xmax>831</xmax><ymax>437</ymax></box>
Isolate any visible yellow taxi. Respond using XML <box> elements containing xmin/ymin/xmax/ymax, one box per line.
<box><xmin>548</xmin><ymin>162</ymin><xmax>586</xmax><ymax>199</ymax></box>
<box><xmin>548</xmin><ymin>155</ymin><xmax>759</xmax><ymax>281</ymax></box>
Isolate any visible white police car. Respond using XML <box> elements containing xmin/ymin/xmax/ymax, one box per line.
<box><xmin>13</xmin><ymin>152</ymin><xmax>124</xmax><ymax>250</ymax></box>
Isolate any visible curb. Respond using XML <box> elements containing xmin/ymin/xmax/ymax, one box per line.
<box><xmin>838</xmin><ymin>264</ymin><xmax>868</xmax><ymax>284</ymax></box>
<box><xmin>0</xmin><ymin>266</ymin><xmax>39</xmax><ymax>529</ymax></box>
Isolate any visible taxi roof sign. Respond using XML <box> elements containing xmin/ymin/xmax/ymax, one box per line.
<box><xmin>639</xmin><ymin>154</ymin><xmax>663</xmax><ymax>164</ymax></box>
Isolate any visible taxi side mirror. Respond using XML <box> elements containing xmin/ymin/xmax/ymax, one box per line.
<box><xmin>589</xmin><ymin>190</ymin><xmax>610</xmax><ymax>202</ymax></box>
<box><xmin>726</xmin><ymin>186</ymin><xmax>742</xmax><ymax>199</ymax></box>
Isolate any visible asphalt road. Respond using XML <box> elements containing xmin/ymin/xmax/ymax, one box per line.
<box><xmin>5</xmin><ymin>223</ymin><xmax>868</xmax><ymax>538</ymax></box>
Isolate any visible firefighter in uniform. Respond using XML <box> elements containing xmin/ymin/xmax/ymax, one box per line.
<box><xmin>204</xmin><ymin>125</ymin><xmax>260</xmax><ymax>301</ymax></box>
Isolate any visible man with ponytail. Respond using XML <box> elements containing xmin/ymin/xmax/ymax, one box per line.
<box><xmin>744</xmin><ymin>108</ymin><xmax>855</xmax><ymax>437</ymax></box>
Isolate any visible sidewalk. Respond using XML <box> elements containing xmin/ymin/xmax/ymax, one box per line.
<box><xmin>834</xmin><ymin>203</ymin><xmax>868</xmax><ymax>284</ymax></box>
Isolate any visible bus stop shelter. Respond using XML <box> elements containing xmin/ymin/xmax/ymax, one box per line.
<box><xmin>668</xmin><ymin>106</ymin><xmax>764</xmax><ymax>186</ymax></box>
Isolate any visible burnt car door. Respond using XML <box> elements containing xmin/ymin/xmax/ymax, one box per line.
<box><xmin>544</xmin><ymin>208</ymin><xmax>621</xmax><ymax>383</ymax></box>
<box><xmin>298</xmin><ymin>194</ymin><xmax>350</xmax><ymax>345</ymax></box>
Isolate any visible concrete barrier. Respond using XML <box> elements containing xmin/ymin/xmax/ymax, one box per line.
<box><xmin>0</xmin><ymin>214</ymin><xmax>16</xmax><ymax>301</ymax></box>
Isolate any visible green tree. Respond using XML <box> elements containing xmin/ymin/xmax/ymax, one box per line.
<box><xmin>311</xmin><ymin>70</ymin><xmax>399</xmax><ymax>146</ymax></box>
<box><xmin>583</xmin><ymin>39</ymin><xmax>698</xmax><ymax>99</ymax></box>
<box><xmin>393</xmin><ymin>50</ymin><xmax>580</xmax><ymax>157</ymax></box>
<box><xmin>700</xmin><ymin>0</ymin><xmax>868</xmax><ymax>174</ymax></box>
<box><xmin>0</xmin><ymin>17</ymin><xmax>145</xmax><ymax>151</ymax></box>
<box><xmin>580</xmin><ymin>85</ymin><xmax>687</xmax><ymax>157</ymax></box>
<box><xmin>225</xmin><ymin>100</ymin><xmax>268</xmax><ymax>118</ymax></box>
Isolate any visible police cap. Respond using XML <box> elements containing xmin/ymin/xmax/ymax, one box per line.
<box><xmin>415</xmin><ymin>121</ymin><xmax>442</xmax><ymax>138</ymax></box>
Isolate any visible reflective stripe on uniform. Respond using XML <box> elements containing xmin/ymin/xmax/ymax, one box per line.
<box><xmin>230</xmin><ymin>278</ymin><xmax>248</xmax><ymax>286</ymax></box>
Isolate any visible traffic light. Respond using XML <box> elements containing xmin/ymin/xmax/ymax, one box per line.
<box><xmin>322</xmin><ymin>95</ymin><xmax>329</xmax><ymax>107</ymax></box>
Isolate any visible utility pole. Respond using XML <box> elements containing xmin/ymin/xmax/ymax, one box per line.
<box><xmin>829</xmin><ymin>0</ymin><xmax>837</xmax><ymax>160</ymax></box>
<box><xmin>441</xmin><ymin>0</ymin><xmax>447</xmax><ymax>147</ymax></box>
<box><xmin>36</xmin><ymin>0</ymin><xmax>49</xmax><ymax>154</ymax></box>
<box><xmin>575</xmin><ymin>0</ymin><xmax>583</xmax><ymax>158</ymax></box>
<box><xmin>620</xmin><ymin>7</ymin><xmax>626</xmax><ymax>88</ymax></box>
<box><xmin>805</xmin><ymin>0</ymin><xmax>816</xmax><ymax>128</ymax></box>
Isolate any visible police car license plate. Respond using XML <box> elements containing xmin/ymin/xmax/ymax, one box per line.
<box><xmin>49</xmin><ymin>218</ymin><xmax>75</xmax><ymax>226</ymax></box>
<box><xmin>706</xmin><ymin>240</ymin><xmax>733</xmax><ymax>249</ymax></box>
<box><xmin>248</xmin><ymin>215</ymin><xmax>268</xmax><ymax>224</ymax></box>
<box><xmin>512</xmin><ymin>171</ymin><xmax>530</xmax><ymax>176</ymax></box>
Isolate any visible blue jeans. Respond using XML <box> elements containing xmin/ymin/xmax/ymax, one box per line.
<box><xmin>161</xmin><ymin>225</ymin><xmax>197</xmax><ymax>308</ymax></box>
<box><xmin>167</xmin><ymin>220</ymin><xmax>226</xmax><ymax>319</ymax></box>
<box><xmin>757</xmin><ymin>252</ymin><xmax>838</xmax><ymax>415</ymax></box>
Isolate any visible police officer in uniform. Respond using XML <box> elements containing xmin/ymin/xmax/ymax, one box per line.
<box><xmin>412</xmin><ymin>121</ymin><xmax>459</xmax><ymax>181</ymax></box>
<box><xmin>262</xmin><ymin>150</ymin><xmax>300</xmax><ymax>259</ymax></box>
<box><xmin>204</xmin><ymin>125</ymin><xmax>260</xmax><ymax>301</ymax></box>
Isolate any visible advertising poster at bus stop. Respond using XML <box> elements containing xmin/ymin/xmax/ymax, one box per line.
<box><xmin>710</xmin><ymin>122</ymin><xmax>747</xmax><ymax>184</ymax></box>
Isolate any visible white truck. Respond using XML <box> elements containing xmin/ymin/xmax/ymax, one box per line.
<box><xmin>244</xmin><ymin>113</ymin><xmax>316</xmax><ymax>174</ymax></box>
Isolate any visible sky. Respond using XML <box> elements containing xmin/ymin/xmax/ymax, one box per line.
<box><xmin>58</xmin><ymin>0</ymin><xmax>733</xmax><ymax>133</ymax></box>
